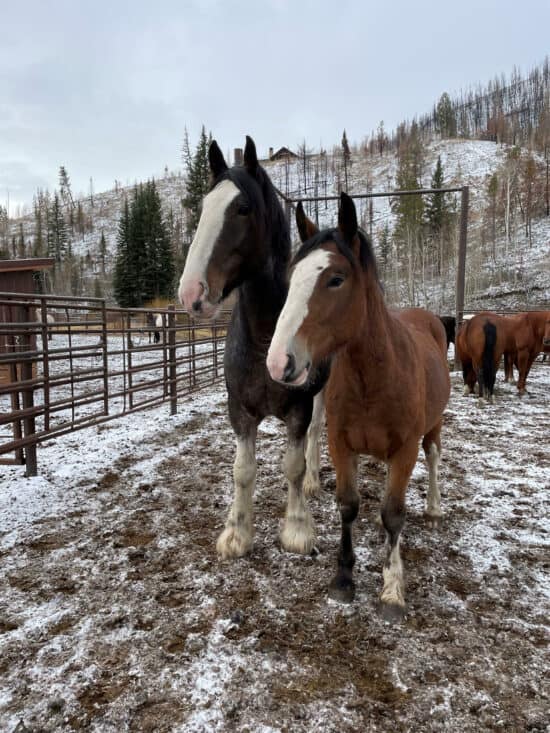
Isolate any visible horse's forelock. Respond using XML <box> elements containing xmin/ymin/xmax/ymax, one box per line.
<box><xmin>293</xmin><ymin>229</ymin><xmax>378</xmax><ymax>280</ymax></box>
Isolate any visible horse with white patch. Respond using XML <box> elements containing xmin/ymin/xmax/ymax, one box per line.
<box><xmin>179</xmin><ymin>136</ymin><xmax>328</xmax><ymax>560</ymax></box>
<box><xmin>267</xmin><ymin>194</ymin><xmax>450</xmax><ymax>619</ymax></box>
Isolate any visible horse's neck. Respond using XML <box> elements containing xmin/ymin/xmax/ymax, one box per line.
<box><xmin>342</xmin><ymin>272</ymin><xmax>404</xmax><ymax>385</ymax></box>
<box><xmin>236</xmin><ymin>241</ymin><xmax>289</xmax><ymax>346</ymax></box>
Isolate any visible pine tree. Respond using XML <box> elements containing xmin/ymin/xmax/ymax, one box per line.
<box><xmin>183</xmin><ymin>126</ymin><xmax>212</xmax><ymax>238</ymax></box>
<box><xmin>341</xmin><ymin>129</ymin><xmax>351</xmax><ymax>190</ymax></box>
<box><xmin>59</xmin><ymin>166</ymin><xmax>74</xmax><ymax>208</ymax></box>
<box><xmin>99</xmin><ymin>230</ymin><xmax>107</xmax><ymax>274</ymax></box>
<box><xmin>436</xmin><ymin>93</ymin><xmax>456</xmax><ymax>138</ymax></box>
<box><xmin>17</xmin><ymin>223</ymin><xmax>25</xmax><ymax>257</ymax></box>
<box><xmin>113</xmin><ymin>197</ymin><xmax>136</xmax><ymax>307</ymax></box>
<box><xmin>33</xmin><ymin>198</ymin><xmax>44</xmax><ymax>256</ymax></box>
<box><xmin>47</xmin><ymin>192</ymin><xmax>68</xmax><ymax>263</ymax></box>
<box><xmin>425</xmin><ymin>156</ymin><xmax>454</xmax><ymax>274</ymax></box>
<box><xmin>113</xmin><ymin>184</ymin><xmax>175</xmax><ymax>307</ymax></box>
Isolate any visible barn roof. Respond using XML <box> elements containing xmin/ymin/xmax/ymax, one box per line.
<box><xmin>0</xmin><ymin>258</ymin><xmax>55</xmax><ymax>273</ymax></box>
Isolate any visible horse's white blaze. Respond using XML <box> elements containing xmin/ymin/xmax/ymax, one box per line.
<box><xmin>267</xmin><ymin>249</ymin><xmax>332</xmax><ymax>380</ymax></box>
<box><xmin>380</xmin><ymin>538</ymin><xmax>405</xmax><ymax>607</ymax></box>
<box><xmin>426</xmin><ymin>443</ymin><xmax>442</xmax><ymax>518</ymax></box>
<box><xmin>178</xmin><ymin>179</ymin><xmax>240</xmax><ymax>305</ymax></box>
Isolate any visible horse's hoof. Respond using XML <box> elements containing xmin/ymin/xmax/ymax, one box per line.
<box><xmin>425</xmin><ymin>512</ymin><xmax>443</xmax><ymax>530</ymax></box>
<box><xmin>378</xmin><ymin>601</ymin><xmax>406</xmax><ymax>623</ymax></box>
<box><xmin>216</xmin><ymin>526</ymin><xmax>253</xmax><ymax>559</ymax></box>
<box><xmin>303</xmin><ymin>472</ymin><xmax>321</xmax><ymax>497</ymax></box>
<box><xmin>328</xmin><ymin>577</ymin><xmax>356</xmax><ymax>603</ymax></box>
<box><xmin>462</xmin><ymin>385</ymin><xmax>471</xmax><ymax>396</ymax></box>
<box><xmin>280</xmin><ymin>516</ymin><xmax>315</xmax><ymax>555</ymax></box>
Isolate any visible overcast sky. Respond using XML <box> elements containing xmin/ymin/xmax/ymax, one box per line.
<box><xmin>2</xmin><ymin>0</ymin><xmax>549</xmax><ymax>211</ymax></box>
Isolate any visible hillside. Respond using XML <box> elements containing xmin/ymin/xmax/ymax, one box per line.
<box><xmin>5</xmin><ymin>137</ymin><xmax>550</xmax><ymax>312</ymax></box>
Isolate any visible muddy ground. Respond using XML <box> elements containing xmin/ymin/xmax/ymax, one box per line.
<box><xmin>1</xmin><ymin>366</ymin><xmax>549</xmax><ymax>732</ymax></box>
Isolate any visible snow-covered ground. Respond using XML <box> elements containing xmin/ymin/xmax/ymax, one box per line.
<box><xmin>1</xmin><ymin>359</ymin><xmax>549</xmax><ymax>732</ymax></box>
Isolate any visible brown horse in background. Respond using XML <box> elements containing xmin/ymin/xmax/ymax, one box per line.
<box><xmin>508</xmin><ymin>311</ymin><xmax>550</xmax><ymax>393</ymax></box>
<box><xmin>267</xmin><ymin>193</ymin><xmax>450</xmax><ymax>620</ymax></box>
<box><xmin>456</xmin><ymin>311</ymin><xmax>522</xmax><ymax>400</ymax></box>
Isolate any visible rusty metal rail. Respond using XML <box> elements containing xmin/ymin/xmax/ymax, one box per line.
<box><xmin>0</xmin><ymin>292</ymin><xmax>231</xmax><ymax>475</ymax></box>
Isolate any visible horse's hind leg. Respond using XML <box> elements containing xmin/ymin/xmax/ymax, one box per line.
<box><xmin>303</xmin><ymin>390</ymin><xmax>324</xmax><ymax>496</ymax></box>
<box><xmin>422</xmin><ymin>421</ymin><xmax>443</xmax><ymax>529</ymax></box>
<box><xmin>379</xmin><ymin>440</ymin><xmax>418</xmax><ymax>621</ymax></box>
<box><xmin>281</xmin><ymin>422</ymin><xmax>315</xmax><ymax>555</ymax></box>
<box><xmin>217</xmin><ymin>427</ymin><xmax>257</xmax><ymax>559</ymax></box>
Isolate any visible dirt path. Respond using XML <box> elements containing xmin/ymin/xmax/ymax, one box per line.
<box><xmin>1</xmin><ymin>368</ymin><xmax>549</xmax><ymax>732</ymax></box>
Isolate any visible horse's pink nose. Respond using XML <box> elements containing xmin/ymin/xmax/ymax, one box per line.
<box><xmin>267</xmin><ymin>348</ymin><xmax>291</xmax><ymax>382</ymax></box>
<box><xmin>179</xmin><ymin>279</ymin><xmax>205</xmax><ymax>313</ymax></box>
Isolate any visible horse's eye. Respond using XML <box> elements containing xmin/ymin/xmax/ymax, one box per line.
<box><xmin>327</xmin><ymin>274</ymin><xmax>345</xmax><ymax>288</ymax></box>
<box><xmin>238</xmin><ymin>204</ymin><xmax>250</xmax><ymax>216</ymax></box>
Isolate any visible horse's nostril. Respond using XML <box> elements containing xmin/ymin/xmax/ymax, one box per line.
<box><xmin>283</xmin><ymin>353</ymin><xmax>296</xmax><ymax>382</ymax></box>
<box><xmin>192</xmin><ymin>300</ymin><xmax>202</xmax><ymax>313</ymax></box>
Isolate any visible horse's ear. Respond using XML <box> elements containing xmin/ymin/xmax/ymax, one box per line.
<box><xmin>244</xmin><ymin>135</ymin><xmax>259</xmax><ymax>174</ymax></box>
<box><xmin>209</xmin><ymin>140</ymin><xmax>228</xmax><ymax>178</ymax></box>
<box><xmin>296</xmin><ymin>202</ymin><xmax>319</xmax><ymax>242</ymax></box>
<box><xmin>338</xmin><ymin>192</ymin><xmax>358</xmax><ymax>243</ymax></box>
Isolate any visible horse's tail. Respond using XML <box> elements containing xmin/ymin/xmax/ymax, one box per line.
<box><xmin>480</xmin><ymin>321</ymin><xmax>497</xmax><ymax>398</ymax></box>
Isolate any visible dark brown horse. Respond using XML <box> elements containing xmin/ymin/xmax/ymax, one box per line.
<box><xmin>178</xmin><ymin>136</ymin><xmax>327</xmax><ymax>561</ymax></box>
<box><xmin>267</xmin><ymin>193</ymin><xmax>450</xmax><ymax>619</ymax></box>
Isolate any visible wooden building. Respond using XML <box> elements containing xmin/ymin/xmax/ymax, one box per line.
<box><xmin>0</xmin><ymin>258</ymin><xmax>54</xmax><ymax>385</ymax></box>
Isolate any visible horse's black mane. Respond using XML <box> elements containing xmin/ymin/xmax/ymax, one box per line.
<box><xmin>293</xmin><ymin>227</ymin><xmax>380</xmax><ymax>283</ymax></box>
<box><xmin>214</xmin><ymin>164</ymin><xmax>290</xmax><ymax>283</ymax></box>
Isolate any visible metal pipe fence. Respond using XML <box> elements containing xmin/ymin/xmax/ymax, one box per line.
<box><xmin>0</xmin><ymin>292</ymin><xmax>231</xmax><ymax>476</ymax></box>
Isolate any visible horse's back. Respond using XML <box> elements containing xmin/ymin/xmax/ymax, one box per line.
<box><xmin>397</xmin><ymin>308</ymin><xmax>448</xmax><ymax>359</ymax></box>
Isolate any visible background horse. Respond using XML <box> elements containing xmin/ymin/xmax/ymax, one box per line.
<box><xmin>146</xmin><ymin>312</ymin><xmax>162</xmax><ymax>344</ymax></box>
<box><xmin>267</xmin><ymin>193</ymin><xmax>450</xmax><ymax>619</ymax></box>
<box><xmin>178</xmin><ymin>136</ymin><xmax>327</xmax><ymax>560</ymax></box>
<box><xmin>456</xmin><ymin>311</ymin><xmax>513</xmax><ymax>400</ymax></box>
<box><xmin>510</xmin><ymin>311</ymin><xmax>550</xmax><ymax>393</ymax></box>
<box><xmin>438</xmin><ymin>315</ymin><xmax>456</xmax><ymax>351</ymax></box>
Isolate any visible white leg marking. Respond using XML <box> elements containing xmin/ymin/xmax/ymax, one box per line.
<box><xmin>280</xmin><ymin>439</ymin><xmax>315</xmax><ymax>554</ymax></box>
<box><xmin>463</xmin><ymin>384</ymin><xmax>472</xmax><ymax>396</ymax></box>
<box><xmin>217</xmin><ymin>435</ymin><xmax>256</xmax><ymax>559</ymax></box>
<box><xmin>425</xmin><ymin>443</ymin><xmax>442</xmax><ymax>526</ymax></box>
<box><xmin>380</xmin><ymin>537</ymin><xmax>405</xmax><ymax>608</ymax></box>
<box><xmin>304</xmin><ymin>391</ymin><xmax>324</xmax><ymax>496</ymax></box>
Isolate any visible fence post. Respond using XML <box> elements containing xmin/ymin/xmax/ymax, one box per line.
<box><xmin>168</xmin><ymin>306</ymin><xmax>177</xmax><ymax>415</ymax></box>
<box><xmin>21</xmin><ymin>304</ymin><xmax>37</xmax><ymax>476</ymax></box>
<box><xmin>127</xmin><ymin>312</ymin><xmax>133</xmax><ymax>410</ymax></box>
<box><xmin>101</xmin><ymin>300</ymin><xmax>109</xmax><ymax>416</ymax></box>
<box><xmin>454</xmin><ymin>186</ymin><xmax>469</xmax><ymax>369</ymax></box>
<box><xmin>40</xmin><ymin>299</ymin><xmax>51</xmax><ymax>431</ymax></box>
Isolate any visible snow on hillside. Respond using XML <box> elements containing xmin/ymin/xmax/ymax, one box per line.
<box><xmin>6</xmin><ymin>138</ymin><xmax>550</xmax><ymax>310</ymax></box>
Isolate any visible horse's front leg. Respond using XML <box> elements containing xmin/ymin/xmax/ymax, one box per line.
<box><xmin>379</xmin><ymin>439</ymin><xmax>418</xmax><ymax>621</ymax></box>
<box><xmin>303</xmin><ymin>390</ymin><xmax>324</xmax><ymax>496</ymax></box>
<box><xmin>280</xmin><ymin>425</ymin><xmax>315</xmax><ymax>555</ymax></box>
<box><xmin>328</xmin><ymin>445</ymin><xmax>359</xmax><ymax>603</ymax></box>
<box><xmin>217</xmin><ymin>428</ymin><xmax>257</xmax><ymax>559</ymax></box>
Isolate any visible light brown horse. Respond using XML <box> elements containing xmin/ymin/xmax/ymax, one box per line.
<box><xmin>266</xmin><ymin>193</ymin><xmax>450</xmax><ymax>619</ymax></box>
<box><xmin>509</xmin><ymin>311</ymin><xmax>550</xmax><ymax>393</ymax></box>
